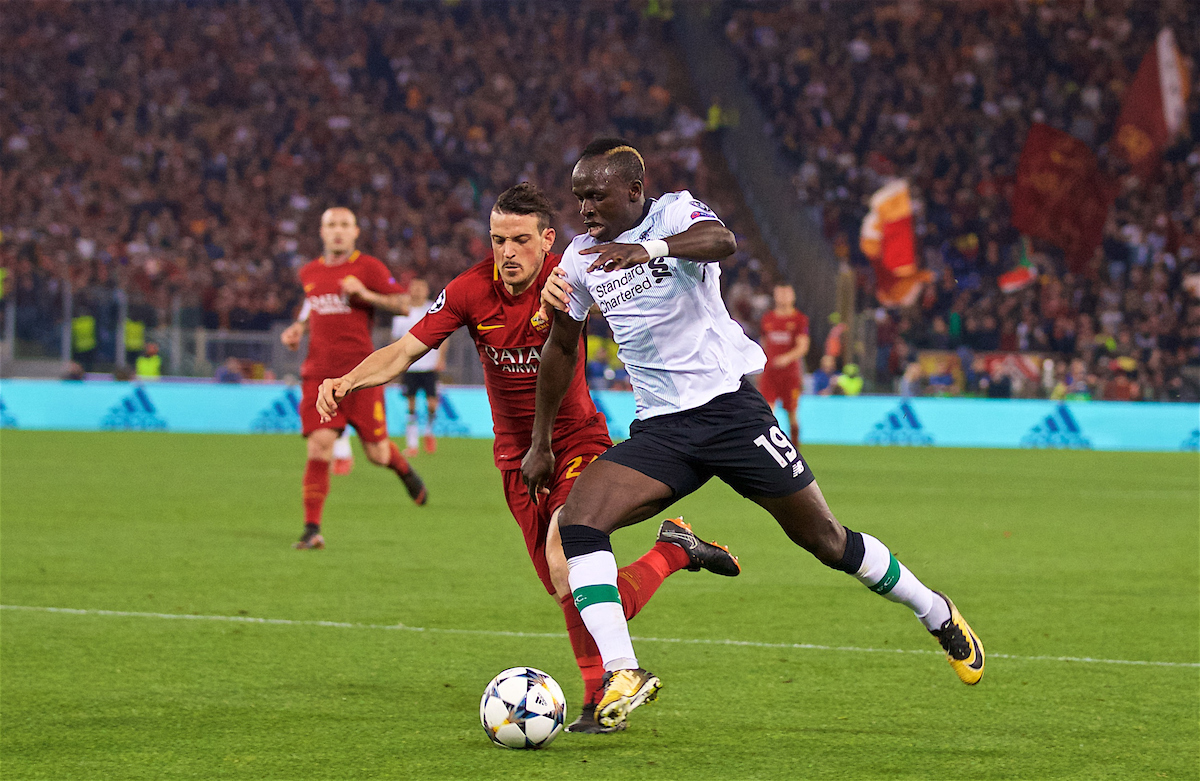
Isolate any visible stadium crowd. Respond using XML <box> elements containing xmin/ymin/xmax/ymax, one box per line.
<box><xmin>724</xmin><ymin>0</ymin><xmax>1199</xmax><ymax>401</ymax></box>
<box><xmin>1</xmin><ymin>0</ymin><xmax>729</xmax><ymax>359</ymax></box>
<box><xmin>2</xmin><ymin>0</ymin><xmax>1196</xmax><ymax>401</ymax></box>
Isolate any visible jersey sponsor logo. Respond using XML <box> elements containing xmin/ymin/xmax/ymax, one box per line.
<box><xmin>482</xmin><ymin>344</ymin><xmax>542</xmax><ymax>374</ymax></box>
<box><xmin>306</xmin><ymin>292</ymin><xmax>353</xmax><ymax>315</ymax></box>
<box><xmin>1020</xmin><ymin>404</ymin><xmax>1091</xmax><ymax>449</ymax></box>
<box><xmin>251</xmin><ymin>388</ymin><xmax>301</xmax><ymax>433</ymax></box>
<box><xmin>593</xmin><ymin>264</ymin><xmax>657</xmax><ymax>314</ymax></box>
<box><xmin>865</xmin><ymin>401</ymin><xmax>932</xmax><ymax>446</ymax></box>
<box><xmin>101</xmin><ymin>386</ymin><xmax>168</xmax><ymax>431</ymax></box>
<box><xmin>428</xmin><ymin>289</ymin><xmax>447</xmax><ymax>314</ymax></box>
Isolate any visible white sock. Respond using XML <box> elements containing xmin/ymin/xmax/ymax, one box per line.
<box><xmin>332</xmin><ymin>431</ymin><xmax>352</xmax><ymax>460</ymax></box>
<box><xmin>406</xmin><ymin>418</ymin><xmax>418</xmax><ymax>450</ymax></box>
<box><xmin>855</xmin><ymin>533</ymin><xmax>950</xmax><ymax>631</ymax></box>
<box><xmin>567</xmin><ymin>551</ymin><xmax>637</xmax><ymax>671</ymax></box>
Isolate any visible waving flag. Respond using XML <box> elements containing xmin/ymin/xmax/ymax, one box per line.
<box><xmin>999</xmin><ymin>237</ymin><xmax>1038</xmax><ymax>294</ymax></box>
<box><xmin>1011</xmin><ymin>124</ymin><xmax>1116</xmax><ymax>274</ymax></box>
<box><xmin>861</xmin><ymin>180</ymin><xmax>929</xmax><ymax>307</ymax></box>
<box><xmin>1113</xmin><ymin>28</ymin><xmax>1189</xmax><ymax>177</ymax></box>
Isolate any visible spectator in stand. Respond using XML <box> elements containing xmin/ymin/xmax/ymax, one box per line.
<box><xmin>813</xmin><ymin>354</ymin><xmax>837</xmax><ymax>395</ymax></box>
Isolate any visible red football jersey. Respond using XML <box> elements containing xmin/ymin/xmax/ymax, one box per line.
<box><xmin>408</xmin><ymin>254</ymin><xmax>609</xmax><ymax>471</ymax></box>
<box><xmin>298</xmin><ymin>251</ymin><xmax>403</xmax><ymax>380</ymax></box>
<box><xmin>760</xmin><ymin>309</ymin><xmax>810</xmax><ymax>373</ymax></box>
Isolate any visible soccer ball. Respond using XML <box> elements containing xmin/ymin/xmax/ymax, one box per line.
<box><xmin>479</xmin><ymin>667</ymin><xmax>566</xmax><ymax>749</ymax></box>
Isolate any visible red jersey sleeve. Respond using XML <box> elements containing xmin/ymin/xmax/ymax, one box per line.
<box><xmin>408</xmin><ymin>279</ymin><xmax>467</xmax><ymax>349</ymax></box>
<box><xmin>358</xmin><ymin>256</ymin><xmax>404</xmax><ymax>295</ymax></box>
<box><xmin>797</xmin><ymin>312</ymin><xmax>810</xmax><ymax>335</ymax></box>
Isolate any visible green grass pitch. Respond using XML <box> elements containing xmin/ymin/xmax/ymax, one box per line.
<box><xmin>1</xmin><ymin>430</ymin><xmax>1196</xmax><ymax>780</ymax></box>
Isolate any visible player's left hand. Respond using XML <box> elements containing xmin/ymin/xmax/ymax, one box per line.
<box><xmin>316</xmin><ymin>376</ymin><xmax>353</xmax><ymax>422</ymax></box>
<box><xmin>770</xmin><ymin>355</ymin><xmax>795</xmax><ymax>368</ymax></box>
<box><xmin>541</xmin><ymin>267</ymin><xmax>572</xmax><ymax>313</ymax></box>
<box><xmin>580</xmin><ymin>242</ymin><xmax>650</xmax><ymax>273</ymax></box>
<box><xmin>520</xmin><ymin>444</ymin><xmax>555</xmax><ymax>504</ymax></box>
<box><xmin>340</xmin><ymin>275</ymin><xmax>367</xmax><ymax>297</ymax></box>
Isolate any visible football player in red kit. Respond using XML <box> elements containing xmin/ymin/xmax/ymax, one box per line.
<box><xmin>280</xmin><ymin>207</ymin><xmax>427</xmax><ymax>550</ymax></box>
<box><xmin>758</xmin><ymin>284</ymin><xmax>810</xmax><ymax>445</ymax></box>
<box><xmin>316</xmin><ymin>185</ymin><xmax>739</xmax><ymax>733</ymax></box>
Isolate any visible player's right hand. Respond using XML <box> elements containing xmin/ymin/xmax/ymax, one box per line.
<box><xmin>541</xmin><ymin>267</ymin><xmax>572</xmax><ymax>313</ymax></box>
<box><xmin>520</xmin><ymin>444</ymin><xmax>555</xmax><ymax>504</ymax></box>
<box><xmin>280</xmin><ymin>322</ymin><xmax>305</xmax><ymax>351</ymax></box>
<box><xmin>316</xmin><ymin>377</ymin><xmax>353</xmax><ymax>422</ymax></box>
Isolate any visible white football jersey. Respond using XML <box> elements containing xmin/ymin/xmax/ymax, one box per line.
<box><xmin>391</xmin><ymin>302</ymin><xmax>441</xmax><ymax>372</ymax></box>
<box><xmin>560</xmin><ymin>190</ymin><xmax>766</xmax><ymax>419</ymax></box>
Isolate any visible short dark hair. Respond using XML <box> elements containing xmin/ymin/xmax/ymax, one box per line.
<box><xmin>492</xmin><ymin>182</ymin><xmax>554</xmax><ymax>232</ymax></box>
<box><xmin>578</xmin><ymin>138</ymin><xmax>645</xmax><ymax>184</ymax></box>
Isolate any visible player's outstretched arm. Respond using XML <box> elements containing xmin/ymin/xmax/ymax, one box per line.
<box><xmin>340</xmin><ymin>275</ymin><xmax>410</xmax><ymax>315</ymax></box>
<box><xmin>580</xmin><ymin>220</ymin><xmax>737</xmax><ymax>273</ymax></box>
<box><xmin>521</xmin><ymin>310</ymin><xmax>586</xmax><ymax>501</ymax></box>
<box><xmin>316</xmin><ymin>333</ymin><xmax>431</xmax><ymax>422</ymax></box>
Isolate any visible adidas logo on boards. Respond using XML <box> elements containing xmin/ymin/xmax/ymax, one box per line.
<box><xmin>1182</xmin><ymin>428</ymin><xmax>1199</xmax><ymax>452</ymax></box>
<box><xmin>431</xmin><ymin>393</ymin><xmax>469</xmax><ymax>437</ymax></box>
<box><xmin>1020</xmin><ymin>403</ymin><xmax>1091</xmax><ymax>449</ymax></box>
<box><xmin>100</xmin><ymin>386</ymin><xmax>168</xmax><ymax>431</ymax></box>
<box><xmin>0</xmin><ymin>398</ymin><xmax>17</xmax><ymax>428</ymax></box>
<box><xmin>865</xmin><ymin>400</ymin><xmax>933</xmax><ymax>446</ymax></box>
<box><xmin>252</xmin><ymin>388</ymin><xmax>301</xmax><ymax>434</ymax></box>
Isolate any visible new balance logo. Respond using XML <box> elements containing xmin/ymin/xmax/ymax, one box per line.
<box><xmin>1021</xmin><ymin>404</ymin><xmax>1091</xmax><ymax>449</ymax></box>
<box><xmin>865</xmin><ymin>401</ymin><xmax>932</xmax><ymax>446</ymax></box>
<box><xmin>101</xmin><ymin>386</ymin><xmax>168</xmax><ymax>431</ymax></box>
<box><xmin>252</xmin><ymin>388</ymin><xmax>301</xmax><ymax>434</ymax></box>
<box><xmin>0</xmin><ymin>398</ymin><xmax>16</xmax><ymax>429</ymax></box>
<box><xmin>1182</xmin><ymin>428</ymin><xmax>1199</xmax><ymax>452</ymax></box>
<box><xmin>792</xmin><ymin>461</ymin><xmax>805</xmax><ymax>477</ymax></box>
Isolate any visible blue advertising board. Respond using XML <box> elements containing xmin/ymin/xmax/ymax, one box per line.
<box><xmin>0</xmin><ymin>379</ymin><xmax>1196</xmax><ymax>453</ymax></box>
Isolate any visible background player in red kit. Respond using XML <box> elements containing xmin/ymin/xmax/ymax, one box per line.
<box><xmin>280</xmin><ymin>207</ymin><xmax>427</xmax><ymax>550</ymax></box>
<box><xmin>316</xmin><ymin>184</ymin><xmax>739</xmax><ymax>733</ymax></box>
<box><xmin>758</xmin><ymin>283</ymin><xmax>810</xmax><ymax>446</ymax></box>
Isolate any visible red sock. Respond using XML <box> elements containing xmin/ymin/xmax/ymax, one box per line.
<box><xmin>385</xmin><ymin>441</ymin><xmax>412</xmax><ymax>476</ymax></box>
<box><xmin>615</xmin><ymin>541</ymin><xmax>691</xmax><ymax>621</ymax></box>
<box><xmin>559</xmin><ymin>595</ymin><xmax>605</xmax><ymax>707</ymax></box>
<box><xmin>303</xmin><ymin>458</ymin><xmax>330</xmax><ymax>526</ymax></box>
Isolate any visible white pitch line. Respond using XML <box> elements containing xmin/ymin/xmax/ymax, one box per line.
<box><xmin>3</xmin><ymin>604</ymin><xmax>1197</xmax><ymax>669</ymax></box>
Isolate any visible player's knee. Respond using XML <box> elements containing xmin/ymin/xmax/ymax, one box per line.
<box><xmin>363</xmin><ymin>442</ymin><xmax>391</xmax><ymax>465</ymax></box>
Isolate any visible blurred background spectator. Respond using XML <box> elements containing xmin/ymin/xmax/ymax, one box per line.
<box><xmin>1</xmin><ymin>0</ymin><xmax>1195</xmax><ymax>401</ymax></box>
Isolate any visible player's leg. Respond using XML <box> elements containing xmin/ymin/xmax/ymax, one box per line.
<box><xmin>296</xmin><ymin>380</ymin><xmax>340</xmax><ymax>549</ymax></box>
<box><xmin>296</xmin><ymin>427</ymin><xmax>337</xmax><ymax>549</ymax></box>
<box><xmin>403</xmin><ymin>378</ymin><xmax>420</xmax><ymax>457</ymax></box>
<box><xmin>753</xmin><ymin>483</ymin><xmax>983</xmax><ymax>684</ymax></box>
<box><xmin>332</xmin><ymin>426</ymin><xmax>354</xmax><ymax>475</ymax></box>
<box><xmin>557</xmin><ymin>457</ymin><xmax>689</xmax><ymax>728</ymax></box>
<box><xmin>783</xmin><ymin>388</ymin><xmax>801</xmax><ymax>446</ymax></box>
<box><xmin>349</xmin><ymin>387</ymin><xmax>427</xmax><ymax>506</ymax></box>
<box><xmin>720</xmin><ymin>382</ymin><xmax>983</xmax><ymax>685</ymax></box>
<box><xmin>423</xmin><ymin>377</ymin><xmax>438</xmax><ymax>453</ymax></box>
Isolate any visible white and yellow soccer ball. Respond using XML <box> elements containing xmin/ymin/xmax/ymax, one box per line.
<box><xmin>479</xmin><ymin>667</ymin><xmax>566</xmax><ymax>749</ymax></box>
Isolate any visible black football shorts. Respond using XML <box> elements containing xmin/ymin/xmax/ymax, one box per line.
<box><xmin>597</xmin><ymin>379</ymin><xmax>815</xmax><ymax>500</ymax></box>
<box><xmin>401</xmin><ymin>371</ymin><xmax>438</xmax><ymax>399</ymax></box>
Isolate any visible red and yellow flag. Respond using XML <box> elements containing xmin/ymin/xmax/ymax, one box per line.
<box><xmin>860</xmin><ymin>180</ymin><xmax>929</xmax><ymax>307</ymax></box>
<box><xmin>1113</xmin><ymin>28</ymin><xmax>1189</xmax><ymax>177</ymax></box>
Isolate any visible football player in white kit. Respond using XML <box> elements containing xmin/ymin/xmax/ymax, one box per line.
<box><xmin>523</xmin><ymin>139</ymin><xmax>985</xmax><ymax>730</ymax></box>
<box><xmin>390</xmin><ymin>278</ymin><xmax>444</xmax><ymax>456</ymax></box>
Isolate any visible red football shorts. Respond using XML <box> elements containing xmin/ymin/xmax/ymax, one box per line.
<box><xmin>500</xmin><ymin>436</ymin><xmax>610</xmax><ymax>594</ymax></box>
<box><xmin>759</xmin><ymin>369</ymin><xmax>801</xmax><ymax>413</ymax></box>
<box><xmin>300</xmin><ymin>379</ymin><xmax>389</xmax><ymax>442</ymax></box>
